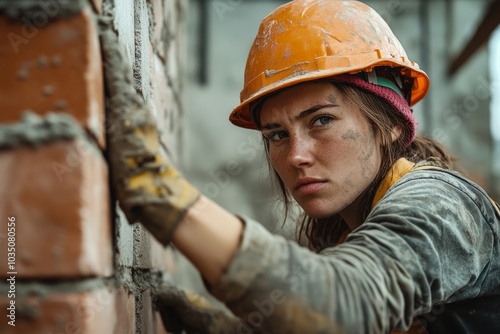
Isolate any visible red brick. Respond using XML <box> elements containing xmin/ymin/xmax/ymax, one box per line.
<box><xmin>0</xmin><ymin>138</ymin><xmax>112</xmax><ymax>278</ymax></box>
<box><xmin>0</xmin><ymin>7</ymin><xmax>106</xmax><ymax>147</ymax></box>
<box><xmin>0</xmin><ymin>287</ymin><xmax>134</xmax><ymax>334</ymax></box>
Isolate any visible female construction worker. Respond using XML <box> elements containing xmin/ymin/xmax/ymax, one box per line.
<box><xmin>107</xmin><ymin>0</ymin><xmax>500</xmax><ymax>333</ymax></box>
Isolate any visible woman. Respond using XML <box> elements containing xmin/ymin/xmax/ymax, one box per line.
<box><xmin>109</xmin><ymin>0</ymin><xmax>500</xmax><ymax>333</ymax></box>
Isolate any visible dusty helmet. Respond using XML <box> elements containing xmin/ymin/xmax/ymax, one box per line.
<box><xmin>229</xmin><ymin>0</ymin><xmax>430</xmax><ymax>130</ymax></box>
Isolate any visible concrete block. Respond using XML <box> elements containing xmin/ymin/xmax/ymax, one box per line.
<box><xmin>114</xmin><ymin>287</ymin><xmax>136</xmax><ymax>334</ymax></box>
<box><xmin>134</xmin><ymin>0</ymin><xmax>152</xmax><ymax>101</ymax></box>
<box><xmin>115</xmin><ymin>205</ymin><xmax>135</xmax><ymax>268</ymax></box>
<box><xmin>147</xmin><ymin>0</ymin><xmax>167</xmax><ymax>60</ymax></box>
<box><xmin>149</xmin><ymin>50</ymin><xmax>181</xmax><ymax>162</ymax></box>
<box><xmin>136</xmin><ymin>288</ymin><xmax>157</xmax><ymax>334</ymax></box>
<box><xmin>112</xmin><ymin>0</ymin><xmax>135</xmax><ymax>65</ymax></box>
<box><xmin>132</xmin><ymin>224</ymin><xmax>173</xmax><ymax>272</ymax></box>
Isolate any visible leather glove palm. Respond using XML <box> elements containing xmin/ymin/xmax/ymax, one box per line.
<box><xmin>155</xmin><ymin>283</ymin><xmax>243</xmax><ymax>334</ymax></box>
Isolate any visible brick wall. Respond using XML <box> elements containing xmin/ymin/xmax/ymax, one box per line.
<box><xmin>0</xmin><ymin>0</ymin><xmax>187</xmax><ymax>333</ymax></box>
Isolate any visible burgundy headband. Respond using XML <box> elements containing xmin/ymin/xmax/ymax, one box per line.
<box><xmin>332</xmin><ymin>74</ymin><xmax>416</xmax><ymax>147</ymax></box>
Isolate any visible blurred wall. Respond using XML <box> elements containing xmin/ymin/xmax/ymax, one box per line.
<box><xmin>182</xmin><ymin>0</ymin><xmax>288</xmax><ymax>234</ymax></box>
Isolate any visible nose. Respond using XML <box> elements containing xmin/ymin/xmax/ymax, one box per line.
<box><xmin>286</xmin><ymin>134</ymin><xmax>314</xmax><ymax>168</ymax></box>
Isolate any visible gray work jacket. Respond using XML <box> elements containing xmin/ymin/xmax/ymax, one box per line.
<box><xmin>210</xmin><ymin>169</ymin><xmax>500</xmax><ymax>334</ymax></box>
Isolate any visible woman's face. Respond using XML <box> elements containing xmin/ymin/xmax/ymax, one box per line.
<box><xmin>260</xmin><ymin>82</ymin><xmax>382</xmax><ymax>226</ymax></box>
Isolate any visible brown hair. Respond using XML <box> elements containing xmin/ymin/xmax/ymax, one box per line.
<box><xmin>255</xmin><ymin>82</ymin><xmax>457</xmax><ymax>252</ymax></box>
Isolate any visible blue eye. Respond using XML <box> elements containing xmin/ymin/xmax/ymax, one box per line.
<box><xmin>268</xmin><ymin>131</ymin><xmax>288</xmax><ymax>142</ymax></box>
<box><xmin>312</xmin><ymin>115</ymin><xmax>333</xmax><ymax>126</ymax></box>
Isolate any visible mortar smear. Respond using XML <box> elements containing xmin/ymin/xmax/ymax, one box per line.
<box><xmin>0</xmin><ymin>112</ymin><xmax>85</xmax><ymax>148</ymax></box>
<box><xmin>0</xmin><ymin>0</ymin><xmax>86</xmax><ymax>20</ymax></box>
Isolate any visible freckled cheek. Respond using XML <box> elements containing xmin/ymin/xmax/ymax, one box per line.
<box><xmin>269</xmin><ymin>150</ymin><xmax>287</xmax><ymax>176</ymax></box>
<box><xmin>318</xmin><ymin>137</ymin><xmax>349</xmax><ymax>164</ymax></box>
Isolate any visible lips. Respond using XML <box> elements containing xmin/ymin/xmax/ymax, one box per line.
<box><xmin>294</xmin><ymin>177</ymin><xmax>328</xmax><ymax>196</ymax></box>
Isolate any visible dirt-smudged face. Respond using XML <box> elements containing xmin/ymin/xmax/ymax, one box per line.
<box><xmin>260</xmin><ymin>81</ymin><xmax>382</xmax><ymax>229</ymax></box>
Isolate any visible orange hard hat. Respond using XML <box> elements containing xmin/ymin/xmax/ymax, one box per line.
<box><xmin>229</xmin><ymin>0</ymin><xmax>430</xmax><ymax>129</ymax></box>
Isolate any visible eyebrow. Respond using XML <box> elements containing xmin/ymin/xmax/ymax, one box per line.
<box><xmin>261</xmin><ymin>104</ymin><xmax>337</xmax><ymax>131</ymax></box>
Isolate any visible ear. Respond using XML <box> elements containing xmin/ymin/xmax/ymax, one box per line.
<box><xmin>390</xmin><ymin>126</ymin><xmax>402</xmax><ymax>142</ymax></box>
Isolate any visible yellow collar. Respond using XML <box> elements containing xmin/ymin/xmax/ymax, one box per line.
<box><xmin>371</xmin><ymin>158</ymin><xmax>415</xmax><ymax>209</ymax></box>
<box><xmin>337</xmin><ymin>158</ymin><xmax>415</xmax><ymax>244</ymax></box>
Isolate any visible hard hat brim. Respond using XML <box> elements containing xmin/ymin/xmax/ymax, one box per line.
<box><xmin>229</xmin><ymin>59</ymin><xmax>430</xmax><ymax>130</ymax></box>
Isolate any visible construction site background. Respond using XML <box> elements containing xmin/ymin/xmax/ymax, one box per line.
<box><xmin>0</xmin><ymin>0</ymin><xmax>499</xmax><ymax>333</ymax></box>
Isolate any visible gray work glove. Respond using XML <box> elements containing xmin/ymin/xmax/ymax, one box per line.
<box><xmin>155</xmin><ymin>283</ymin><xmax>244</xmax><ymax>334</ymax></box>
<box><xmin>101</xmin><ymin>23</ymin><xmax>200</xmax><ymax>246</ymax></box>
<box><xmin>107</xmin><ymin>109</ymin><xmax>201</xmax><ymax>246</ymax></box>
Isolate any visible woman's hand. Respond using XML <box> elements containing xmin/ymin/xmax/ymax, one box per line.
<box><xmin>101</xmin><ymin>23</ymin><xmax>200</xmax><ymax>246</ymax></box>
<box><xmin>155</xmin><ymin>283</ymin><xmax>244</xmax><ymax>334</ymax></box>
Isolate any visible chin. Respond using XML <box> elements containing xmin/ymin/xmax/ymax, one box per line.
<box><xmin>306</xmin><ymin>212</ymin><xmax>334</xmax><ymax>220</ymax></box>
<box><xmin>298</xmin><ymin>197</ymin><xmax>346</xmax><ymax>219</ymax></box>
<box><xmin>302</xmin><ymin>205</ymin><xmax>339</xmax><ymax>220</ymax></box>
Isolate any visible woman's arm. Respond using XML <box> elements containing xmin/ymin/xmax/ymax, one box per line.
<box><xmin>180</xmin><ymin>171</ymin><xmax>498</xmax><ymax>334</ymax></box>
<box><xmin>172</xmin><ymin>195</ymin><xmax>244</xmax><ymax>285</ymax></box>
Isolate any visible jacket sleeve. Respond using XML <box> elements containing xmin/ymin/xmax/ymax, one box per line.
<box><xmin>209</xmin><ymin>172</ymin><xmax>498</xmax><ymax>334</ymax></box>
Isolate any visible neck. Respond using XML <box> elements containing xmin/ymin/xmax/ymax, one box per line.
<box><xmin>339</xmin><ymin>194</ymin><xmax>365</xmax><ymax>232</ymax></box>
<box><xmin>340</xmin><ymin>158</ymin><xmax>415</xmax><ymax>232</ymax></box>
